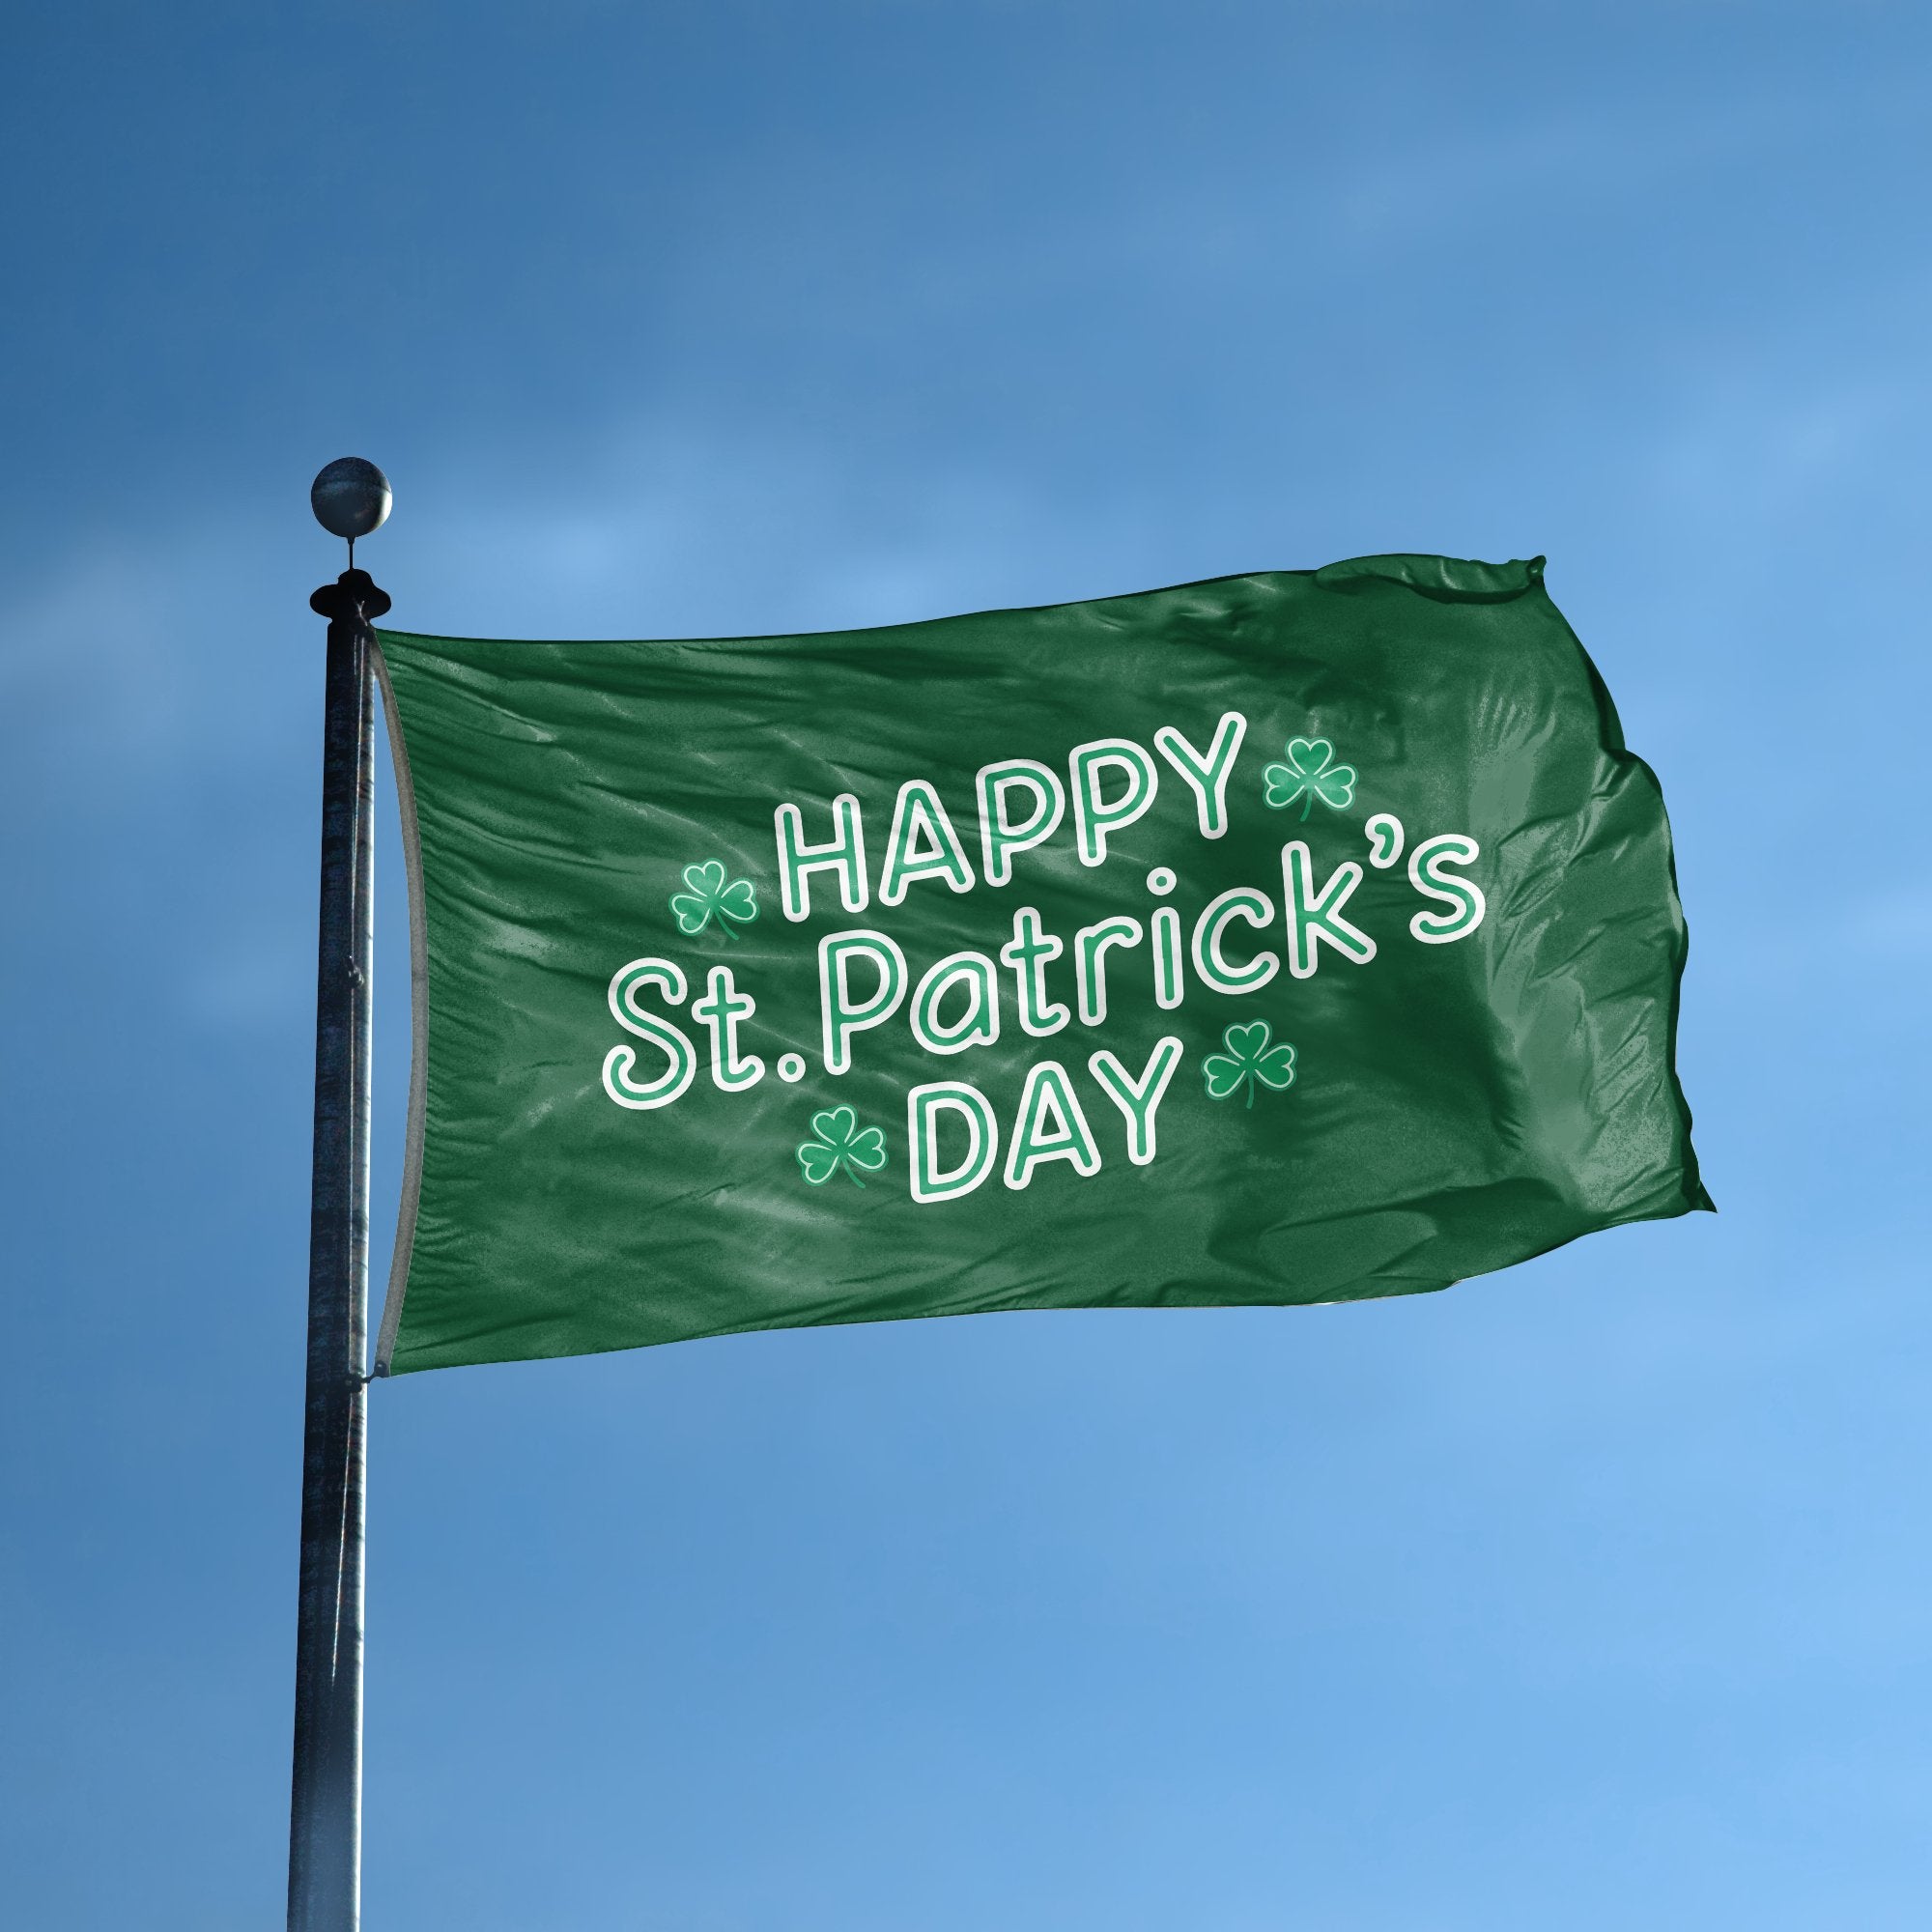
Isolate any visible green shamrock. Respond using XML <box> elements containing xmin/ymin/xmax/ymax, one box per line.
<box><xmin>669</xmin><ymin>859</ymin><xmax>758</xmax><ymax>938</ymax></box>
<box><xmin>1263</xmin><ymin>738</ymin><xmax>1356</xmax><ymax>821</ymax></box>
<box><xmin>1202</xmin><ymin>1021</ymin><xmax>1297</xmax><ymax>1109</ymax></box>
<box><xmin>796</xmin><ymin>1105</ymin><xmax>890</xmax><ymax>1187</ymax></box>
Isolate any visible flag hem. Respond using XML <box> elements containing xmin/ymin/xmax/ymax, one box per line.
<box><xmin>371</xmin><ymin>638</ymin><xmax>429</xmax><ymax>1377</ymax></box>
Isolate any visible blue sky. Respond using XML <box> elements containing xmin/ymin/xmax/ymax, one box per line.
<box><xmin>4</xmin><ymin>3</ymin><xmax>1930</xmax><ymax>1926</ymax></box>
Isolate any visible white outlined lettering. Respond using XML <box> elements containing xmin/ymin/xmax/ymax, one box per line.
<box><xmin>1153</xmin><ymin>712</ymin><xmax>1247</xmax><ymax>838</ymax></box>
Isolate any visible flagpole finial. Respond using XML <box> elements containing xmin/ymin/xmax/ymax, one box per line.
<box><xmin>311</xmin><ymin>457</ymin><xmax>392</xmax><ymax>568</ymax></box>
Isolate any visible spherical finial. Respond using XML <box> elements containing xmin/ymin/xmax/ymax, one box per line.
<box><xmin>310</xmin><ymin>457</ymin><xmax>392</xmax><ymax>542</ymax></box>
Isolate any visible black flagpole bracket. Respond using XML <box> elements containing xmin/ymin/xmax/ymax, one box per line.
<box><xmin>309</xmin><ymin>569</ymin><xmax>392</xmax><ymax>627</ymax></box>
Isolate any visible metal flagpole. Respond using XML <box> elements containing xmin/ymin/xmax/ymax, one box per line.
<box><xmin>290</xmin><ymin>459</ymin><xmax>391</xmax><ymax>1932</ymax></box>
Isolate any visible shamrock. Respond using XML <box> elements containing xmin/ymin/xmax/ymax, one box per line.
<box><xmin>1263</xmin><ymin>739</ymin><xmax>1356</xmax><ymax>821</ymax></box>
<box><xmin>669</xmin><ymin>859</ymin><xmax>758</xmax><ymax>938</ymax></box>
<box><xmin>1202</xmin><ymin>1021</ymin><xmax>1297</xmax><ymax>1109</ymax></box>
<box><xmin>796</xmin><ymin>1106</ymin><xmax>890</xmax><ymax>1187</ymax></box>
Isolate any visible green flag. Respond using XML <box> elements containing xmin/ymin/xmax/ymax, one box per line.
<box><xmin>371</xmin><ymin>554</ymin><xmax>1708</xmax><ymax>1376</ymax></box>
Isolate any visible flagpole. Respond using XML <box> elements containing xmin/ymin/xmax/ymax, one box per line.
<box><xmin>290</xmin><ymin>462</ymin><xmax>391</xmax><ymax>1932</ymax></box>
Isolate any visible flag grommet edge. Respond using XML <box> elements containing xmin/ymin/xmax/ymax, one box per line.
<box><xmin>371</xmin><ymin>636</ymin><xmax>428</xmax><ymax>1377</ymax></box>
